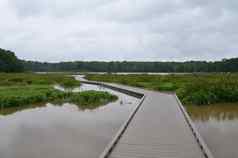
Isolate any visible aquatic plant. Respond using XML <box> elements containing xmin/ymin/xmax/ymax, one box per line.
<box><xmin>0</xmin><ymin>73</ymin><xmax>117</xmax><ymax>109</ymax></box>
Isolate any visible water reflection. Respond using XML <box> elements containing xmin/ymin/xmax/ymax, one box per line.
<box><xmin>186</xmin><ymin>103</ymin><xmax>238</xmax><ymax>158</ymax></box>
<box><xmin>0</xmin><ymin>103</ymin><xmax>46</xmax><ymax>116</ymax></box>
<box><xmin>186</xmin><ymin>103</ymin><xmax>238</xmax><ymax>121</ymax></box>
<box><xmin>0</xmin><ymin>84</ymin><xmax>140</xmax><ymax>158</ymax></box>
<box><xmin>0</xmin><ymin>83</ymin><xmax>130</xmax><ymax>116</ymax></box>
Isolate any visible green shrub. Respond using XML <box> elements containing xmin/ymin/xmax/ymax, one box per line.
<box><xmin>69</xmin><ymin>90</ymin><xmax>118</xmax><ymax>108</ymax></box>
<box><xmin>154</xmin><ymin>82</ymin><xmax>177</xmax><ymax>91</ymax></box>
<box><xmin>60</xmin><ymin>80</ymin><xmax>81</xmax><ymax>88</ymax></box>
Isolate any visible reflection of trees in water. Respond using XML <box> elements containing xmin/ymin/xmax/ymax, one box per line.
<box><xmin>185</xmin><ymin>103</ymin><xmax>238</xmax><ymax>122</ymax></box>
<box><xmin>0</xmin><ymin>103</ymin><xmax>46</xmax><ymax>116</ymax></box>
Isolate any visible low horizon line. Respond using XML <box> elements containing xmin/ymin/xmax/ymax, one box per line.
<box><xmin>21</xmin><ymin>57</ymin><xmax>237</xmax><ymax>64</ymax></box>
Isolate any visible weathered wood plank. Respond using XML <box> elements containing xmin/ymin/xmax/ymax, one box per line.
<box><xmin>109</xmin><ymin>92</ymin><xmax>206</xmax><ymax>158</ymax></box>
<box><xmin>81</xmin><ymin>80</ymin><xmax>213</xmax><ymax>158</ymax></box>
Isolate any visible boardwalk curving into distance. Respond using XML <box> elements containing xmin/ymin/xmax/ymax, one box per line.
<box><xmin>80</xmin><ymin>80</ymin><xmax>214</xmax><ymax>158</ymax></box>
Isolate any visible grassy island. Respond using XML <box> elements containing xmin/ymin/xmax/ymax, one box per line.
<box><xmin>0</xmin><ymin>73</ymin><xmax>117</xmax><ymax>110</ymax></box>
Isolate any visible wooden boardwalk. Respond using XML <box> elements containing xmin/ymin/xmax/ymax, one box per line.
<box><xmin>80</xmin><ymin>80</ymin><xmax>213</xmax><ymax>158</ymax></box>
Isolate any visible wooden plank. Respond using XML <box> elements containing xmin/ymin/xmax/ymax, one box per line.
<box><xmin>80</xmin><ymin>80</ymin><xmax>213</xmax><ymax>158</ymax></box>
<box><xmin>109</xmin><ymin>92</ymin><xmax>206</xmax><ymax>158</ymax></box>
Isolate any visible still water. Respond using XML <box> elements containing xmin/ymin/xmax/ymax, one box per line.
<box><xmin>186</xmin><ymin>103</ymin><xmax>238</xmax><ymax>158</ymax></box>
<box><xmin>0</xmin><ymin>84</ymin><xmax>140</xmax><ymax>158</ymax></box>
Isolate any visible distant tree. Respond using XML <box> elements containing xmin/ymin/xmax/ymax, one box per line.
<box><xmin>0</xmin><ymin>48</ymin><xmax>24</xmax><ymax>72</ymax></box>
<box><xmin>21</xmin><ymin>58</ymin><xmax>238</xmax><ymax>73</ymax></box>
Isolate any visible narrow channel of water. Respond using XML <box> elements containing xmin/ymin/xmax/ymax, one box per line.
<box><xmin>186</xmin><ymin>103</ymin><xmax>238</xmax><ymax>158</ymax></box>
<box><xmin>0</xmin><ymin>83</ymin><xmax>140</xmax><ymax>158</ymax></box>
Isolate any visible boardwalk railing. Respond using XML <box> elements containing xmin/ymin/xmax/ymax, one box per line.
<box><xmin>80</xmin><ymin>81</ymin><xmax>144</xmax><ymax>99</ymax></box>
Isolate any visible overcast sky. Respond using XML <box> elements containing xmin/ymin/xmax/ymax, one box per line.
<box><xmin>0</xmin><ymin>0</ymin><xmax>238</xmax><ymax>62</ymax></box>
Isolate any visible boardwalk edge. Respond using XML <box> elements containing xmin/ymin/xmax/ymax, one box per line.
<box><xmin>81</xmin><ymin>79</ymin><xmax>214</xmax><ymax>158</ymax></box>
<box><xmin>80</xmin><ymin>80</ymin><xmax>145</xmax><ymax>158</ymax></box>
<box><xmin>174</xmin><ymin>94</ymin><xmax>214</xmax><ymax>158</ymax></box>
<box><xmin>99</xmin><ymin>95</ymin><xmax>146</xmax><ymax>158</ymax></box>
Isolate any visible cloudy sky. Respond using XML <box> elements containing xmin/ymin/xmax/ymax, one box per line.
<box><xmin>0</xmin><ymin>0</ymin><xmax>238</xmax><ymax>62</ymax></box>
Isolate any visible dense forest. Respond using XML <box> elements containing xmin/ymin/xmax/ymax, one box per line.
<box><xmin>23</xmin><ymin>58</ymin><xmax>238</xmax><ymax>72</ymax></box>
<box><xmin>0</xmin><ymin>48</ymin><xmax>24</xmax><ymax>72</ymax></box>
<box><xmin>0</xmin><ymin>48</ymin><xmax>238</xmax><ymax>72</ymax></box>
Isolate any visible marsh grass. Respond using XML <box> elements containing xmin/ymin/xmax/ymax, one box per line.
<box><xmin>0</xmin><ymin>85</ymin><xmax>66</xmax><ymax>108</ymax></box>
<box><xmin>0</xmin><ymin>73</ymin><xmax>117</xmax><ymax>110</ymax></box>
<box><xmin>0</xmin><ymin>73</ymin><xmax>81</xmax><ymax>87</ymax></box>
<box><xmin>0</xmin><ymin>85</ymin><xmax>117</xmax><ymax>109</ymax></box>
<box><xmin>86</xmin><ymin>73</ymin><xmax>238</xmax><ymax>105</ymax></box>
<box><xmin>65</xmin><ymin>91</ymin><xmax>118</xmax><ymax>109</ymax></box>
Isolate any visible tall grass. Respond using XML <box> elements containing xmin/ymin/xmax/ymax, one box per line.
<box><xmin>0</xmin><ymin>85</ymin><xmax>66</xmax><ymax>108</ymax></box>
<box><xmin>0</xmin><ymin>73</ymin><xmax>117</xmax><ymax>109</ymax></box>
<box><xmin>86</xmin><ymin>73</ymin><xmax>238</xmax><ymax>105</ymax></box>
<box><xmin>66</xmin><ymin>91</ymin><xmax>118</xmax><ymax>109</ymax></box>
<box><xmin>178</xmin><ymin>75</ymin><xmax>238</xmax><ymax>105</ymax></box>
<box><xmin>0</xmin><ymin>73</ymin><xmax>81</xmax><ymax>87</ymax></box>
<box><xmin>0</xmin><ymin>85</ymin><xmax>117</xmax><ymax>109</ymax></box>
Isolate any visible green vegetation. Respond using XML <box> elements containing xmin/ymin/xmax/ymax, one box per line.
<box><xmin>0</xmin><ymin>85</ymin><xmax>66</xmax><ymax>108</ymax></box>
<box><xmin>64</xmin><ymin>90</ymin><xmax>118</xmax><ymax>109</ymax></box>
<box><xmin>0</xmin><ymin>103</ymin><xmax>46</xmax><ymax>116</ymax></box>
<box><xmin>23</xmin><ymin>58</ymin><xmax>238</xmax><ymax>72</ymax></box>
<box><xmin>1</xmin><ymin>46</ymin><xmax>238</xmax><ymax>107</ymax></box>
<box><xmin>1</xmin><ymin>47</ymin><xmax>238</xmax><ymax>73</ymax></box>
<box><xmin>0</xmin><ymin>73</ymin><xmax>117</xmax><ymax>110</ymax></box>
<box><xmin>0</xmin><ymin>48</ymin><xmax>23</xmax><ymax>72</ymax></box>
<box><xmin>86</xmin><ymin>73</ymin><xmax>238</xmax><ymax>106</ymax></box>
<box><xmin>0</xmin><ymin>73</ymin><xmax>80</xmax><ymax>87</ymax></box>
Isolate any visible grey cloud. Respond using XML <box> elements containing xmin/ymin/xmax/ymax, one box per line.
<box><xmin>9</xmin><ymin>0</ymin><xmax>114</xmax><ymax>17</ymax></box>
<box><xmin>0</xmin><ymin>0</ymin><xmax>238</xmax><ymax>62</ymax></box>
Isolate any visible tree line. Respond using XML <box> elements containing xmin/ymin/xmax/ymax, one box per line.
<box><xmin>23</xmin><ymin>58</ymin><xmax>238</xmax><ymax>73</ymax></box>
<box><xmin>0</xmin><ymin>48</ymin><xmax>238</xmax><ymax>72</ymax></box>
<box><xmin>0</xmin><ymin>48</ymin><xmax>24</xmax><ymax>72</ymax></box>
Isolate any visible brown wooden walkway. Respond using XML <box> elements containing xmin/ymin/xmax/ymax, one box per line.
<box><xmin>80</xmin><ymin>80</ymin><xmax>213</xmax><ymax>158</ymax></box>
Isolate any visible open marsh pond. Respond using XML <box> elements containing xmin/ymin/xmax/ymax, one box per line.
<box><xmin>186</xmin><ymin>103</ymin><xmax>238</xmax><ymax>158</ymax></box>
<box><xmin>0</xmin><ymin>83</ymin><xmax>140</xmax><ymax>158</ymax></box>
